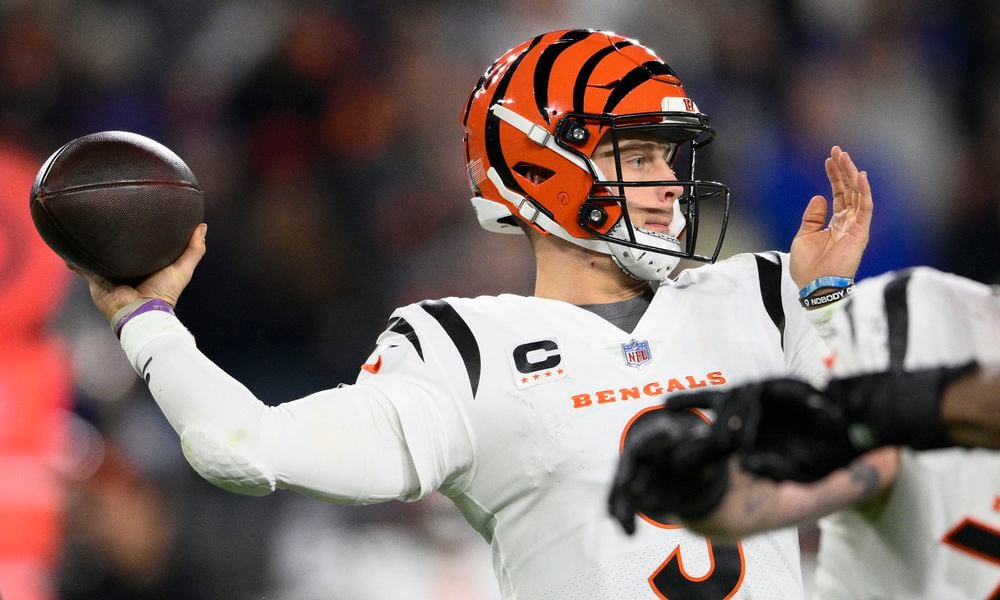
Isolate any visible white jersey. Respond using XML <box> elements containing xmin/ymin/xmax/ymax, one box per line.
<box><xmin>119</xmin><ymin>251</ymin><xmax>826</xmax><ymax>599</ymax></box>
<box><xmin>356</xmin><ymin>252</ymin><xmax>825</xmax><ymax>599</ymax></box>
<box><xmin>815</xmin><ymin>268</ymin><xmax>1000</xmax><ymax>600</ymax></box>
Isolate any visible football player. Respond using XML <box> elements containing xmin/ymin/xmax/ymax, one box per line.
<box><xmin>611</xmin><ymin>268</ymin><xmax>999</xmax><ymax>599</ymax></box>
<box><xmin>73</xmin><ymin>30</ymin><xmax>875</xmax><ymax>599</ymax></box>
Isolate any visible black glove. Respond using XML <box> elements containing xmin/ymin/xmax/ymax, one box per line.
<box><xmin>828</xmin><ymin>362</ymin><xmax>978</xmax><ymax>452</ymax></box>
<box><xmin>671</xmin><ymin>363</ymin><xmax>979</xmax><ymax>484</ymax></box>
<box><xmin>666</xmin><ymin>379</ymin><xmax>855</xmax><ymax>483</ymax></box>
<box><xmin>609</xmin><ymin>408</ymin><xmax>732</xmax><ymax>535</ymax></box>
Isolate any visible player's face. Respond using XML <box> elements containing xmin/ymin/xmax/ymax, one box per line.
<box><xmin>590</xmin><ymin>134</ymin><xmax>685</xmax><ymax>235</ymax></box>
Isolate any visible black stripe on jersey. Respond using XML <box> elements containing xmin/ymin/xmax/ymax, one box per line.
<box><xmin>602</xmin><ymin>61</ymin><xmax>680</xmax><ymax>114</ymax></box>
<box><xmin>484</xmin><ymin>35</ymin><xmax>544</xmax><ymax>200</ymax></box>
<box><xmin>387</xmin><ymin>316</ymin><xmax>423</xmax><ymax>361</ymax></box>
<box><xmin>419</xmin><ymin>300</ymin><xmax>481</xmax><ymax>399</ymax></box>
<box><xmin>533</xmin><ymin>29</ymin><xmax>593</xmax><ymax>123</ymax></box>
<box><xmin>883</xmin><ymin>272</ymin><xmax>913</xmax><ymax>371</ymax></box>
<box><xmin>842</xmin><ymin>297</ymin><xmax>857</xmax><ymax>347</ymax></box>
<box><xmin>755</xmin><ymin>253</ymin><xmax>785</xmax><ymax>350</ymax></box>
<box><xmin>572</xmin><ymin>41</ymin><xmax>632</xmax><ymax>114</ymax></box>
<box><xmin>943</xmin><ymin>519</ymin><xmax>1000</xmax><ymax>564</ymax></box>
<box><xmin>142</xmin><ymin>356</ymin><xmax>153</xmax><ymax>384</ymax></box>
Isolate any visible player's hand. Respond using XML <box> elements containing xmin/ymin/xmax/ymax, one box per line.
<box><xmin>609</xmin><ymin>408</ymin><xmax>731</xmax><ymax>534</ymax></box>
<box><xmin>72</xmin><ymin>223</ymin><xmax>207</xmax><ymax>322</ymax></box>
<box><xmin>667</xmin><ymin>380</ymin><xmax>858</xmax><ymax>483</ymax></box>
<box><xmin>671</xmin><ymin>379</ymin><xmax>861</xmax><ymax>483</ymax></box>
<box><xmin>789</xmin><ymin>146</ymin><xmax>873</xmax><ymax>288</ymax></box>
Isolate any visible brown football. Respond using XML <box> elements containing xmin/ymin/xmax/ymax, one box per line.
<box><xmin>30</xmin><ymin>131</ymin><xmax>204</xmax><ymax>282</ymax></box>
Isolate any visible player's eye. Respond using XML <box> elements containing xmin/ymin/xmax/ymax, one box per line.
<box><xmin>624</xmin><ymin>155</ymin><xmax>645</xmax><ymax>169</ymax></box>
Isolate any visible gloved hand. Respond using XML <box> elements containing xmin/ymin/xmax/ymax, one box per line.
<box><xmin>667</xmin><ymin>363</ymin><xmax>978</xmax><ymax>484</ymax></box>
<box><xmin>667</xmin><ymin>378</ymin><xmax>857</xmax><ymax>483</ymax></box>
<box><xmin>608</xmin><ymin>407</ymin><xmax>732</xmax><ymax>535</ymax></box>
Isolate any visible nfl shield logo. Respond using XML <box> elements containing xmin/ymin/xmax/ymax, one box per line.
<box><xmin>622</xmin><ymin>339</ymin><xmax>652</xmax><ymax>368</ymax></box>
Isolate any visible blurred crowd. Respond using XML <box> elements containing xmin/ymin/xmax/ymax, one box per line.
<box><xmin>0</xmin><ymin>1</ymin><xmax>997</xmax><ymax>599</ymax></box>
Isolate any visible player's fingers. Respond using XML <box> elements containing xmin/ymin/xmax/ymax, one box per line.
<box><xmin>838</xmin><ymin>152</ymin><xmax>860</xmax><ymax>206</ymax></box>
<box><xmin>190</xmin><ymin>222</ymin><xmax>207</xmax><ymax>255</ymax></box>
<box><xmin>675</xmin><ymin>432</ymin><xmax>731</xmax><ymax>466</ymax></box>
<box><xmin>173</xmin><ymin>223</ymin><xmax>207</xmax><ymax>276</ymax></box>
<box><xmin>67</xmin><ymin>262</ymin><xmax>114</xmax><ymax>294</ymax></box>
<box><xmin>855</xmin><ymin>171</ymin><xmax>872</xmax><ymax>229</ymax></box>
<box><xmin>795</xmin><ymin>195</ymin><xmax>828</xmax><ymax>237</ymax></box>
<box><xmin>740</xmin><ymin>452</ymin><xmax>797</xmax><ymax>482</ymax></box>
<box><xmin>826</xmin><ymin>150</ymin><xmax>846</xmax><ymax>213</ymax></box>
<box><xmin>609</xmin><ymin>493</ymin><xmax>637</xmax><ymax>535</ymax></box>
<box><xmin>608</xmin><ymin>460</ymin><xmax>639</xmax><ymax>535</ymax></box>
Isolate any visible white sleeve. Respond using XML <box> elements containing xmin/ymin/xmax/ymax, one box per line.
<box><xmin>352</xmin><ymin>303</ymin><xmax>479</xmax><ymax>499</ymax></box>
<box><xmin>119</xmin><ymin>310</ymin><xmax>469</xmax><ymax>503</ymax></box>
<box><xmin>825</xmin><ymin>267</ymin><xmax>1000</xmax><ymax>377</ymax></box>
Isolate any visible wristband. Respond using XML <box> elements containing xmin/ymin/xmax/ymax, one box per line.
<box><xmin>112</xmin><ymin>299</ymin><xmax>175</xmax><ymax>339</ymax></box>
<box><xmin>799</xmin><ymin>276</ymin><xmax>854</xmax><ymax>299</ymax></box>
<box><xmin>800</xmin><ymin>284</ymin><xmax>855</xmax><ymax>309</ymax></box>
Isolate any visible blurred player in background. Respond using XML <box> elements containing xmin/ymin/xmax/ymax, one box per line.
<box><xmin>612</xmin><ymin>268</ymin><xmax>999</xmax><ymax>599</ymax></box>
<box><xmin>72</xmin><ymin>29</ymin><xmax>874</xmax><ymax>599</ymax></box>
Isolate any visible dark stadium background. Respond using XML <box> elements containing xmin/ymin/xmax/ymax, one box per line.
<box><xmin>0</xmin><ymin>1</ymin><xmax>996</xmax><ymax>598</ymax></box>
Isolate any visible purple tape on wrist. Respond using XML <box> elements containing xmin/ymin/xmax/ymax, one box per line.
<box><xmin>114</xmin><ymin>299</ymin><xmax>175</xmax><ymax>339</ymax></box>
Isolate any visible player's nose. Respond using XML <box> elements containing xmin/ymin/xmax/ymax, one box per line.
<box><xmin>654</xmin><ymin>163</ymin><xmax>683</xmax><ymax>205</ymax></box>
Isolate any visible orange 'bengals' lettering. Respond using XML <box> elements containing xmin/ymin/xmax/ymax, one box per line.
<box><xmin>571</xmin><ymin>371</ymin><xmax>727</xmax><ymax>409</ymax></box>
<box><xmin>596</xmin><ymin>389</ymin><xmax>616</xmax><ymax>404</ymax></box>
<box><xmin>685</xmin><ymin>375</ymin><xmax>708</xmax><ymax>389</ymax></box>
<box><xmin>643</xmin><ymin>382</ymin><xmax>664</xmax><ymax>396</ymax></box>
<box><xmin>620</xmin><ymin>387</ymin><xmax>641</xmax><ymax>401</ymax></box>
<box><xmin>665</xmin><ymin>378</ymin><xmax>685</xmax><ymax>392</ymax></box>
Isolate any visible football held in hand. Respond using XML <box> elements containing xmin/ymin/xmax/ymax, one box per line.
<box><xmin>30</xmin><ymin>131</ymin><xmax>204</xmax><ymax>282</ymax></box>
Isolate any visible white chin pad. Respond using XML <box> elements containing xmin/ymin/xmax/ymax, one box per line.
<box><xmin>608</xmin><ymin>225</ymin><xmax>683</xmax><ymax>281</ymax></box>
<box><xmin>607</xmin><ymin>201</ymin><xmax>686</xmax><ymax>281</ymax></box>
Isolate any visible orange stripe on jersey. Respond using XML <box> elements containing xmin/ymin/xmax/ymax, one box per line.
<box><xmin>361</xmin><ymin>355</ymin><xmax>383</xmax><ymax>374</ymax></box>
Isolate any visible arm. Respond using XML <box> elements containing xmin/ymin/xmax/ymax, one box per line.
<box><xmin>122</xmin><ymin>311</ymin><xmax>427</xmax><ymax>501</ymax></box>
<box><xmin>608</xmin><ymin>385</ymin><xmax>900</xmax><ymax>538</ymax></box>
<box><xmin>688</xmin><ymin>449</ymin><xmax>898</xmax><ymax>543</ymax></box>
<box><xmin>939</xmin><ymin>366</ymin><xmax>1000</xmax><ymax>448</ymax></box>
<box><xmin>635</xmin><ymin>367</ymin><xmax>983</xmax><ymax>492</ymax></box>
<box><xmin>76</xmin><ymin>225</ymin><xmax>471</xmax><ymax>502</ymax></box>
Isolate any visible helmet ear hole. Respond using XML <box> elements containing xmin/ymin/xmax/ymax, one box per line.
<box><xmin>512</xmin><ymin>162</ymin><xmax>555</xmax><ymax>186</ymax></box>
